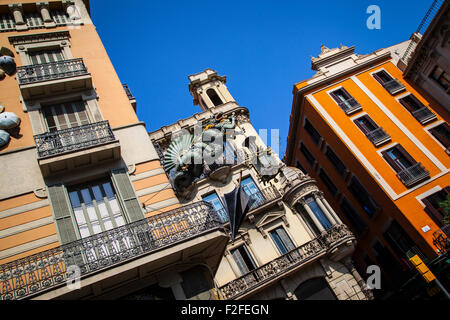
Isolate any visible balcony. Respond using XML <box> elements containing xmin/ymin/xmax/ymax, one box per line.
<box><xmin>381</xmin><ymin>79</ymin><xmax>405</xmax><ymax>95</ymax></box>
<box><xmin>397</xmin><ymin>162</ymin><xmax>430</xmax><ymax>187</ymax></box>
<box><xmin>16</xmin><ymin>59</ymin><xmax>92</xmax><ymax>100</ymax></box>
<box><xmin>337</xmin><ymin>98</ymin><xmax>362</xmax><ymax>115</ymax></box>
<box><xmin>248</xmin><ymin>185</ymin><xmax>282</xmax><ymax>212</ymax></box>
<box><xmin>122</xmin><ymin>83</ymin><xmax>136</xmax><ymax>112</ymax></box>
<box><xmin>219</xmin><ymin>224</ymin><xmax>354</xmax><ymax>300</ymax></box>
<box><xmin>365</xmin><ymin>127</ymin><xmax>391</xmax><ymax>146</ymax></box>
<box><xmin>411</xmin><ymin>106</ymin><xmax>437</xmax><ymax>124</ymax></box>
<box><xmin>0</xmin><ymin>201</ymin><xmax>227</xmax><ymax>300</ymax></box>
<box><xmin>433</xmin><ymin>225</ymin><xmax>450</xmax><ymax>254</ymax></box>
<box><xmin>34</xmin><ymin>121</ymin><xmax>120</xmax><ymax>176</ymax></box>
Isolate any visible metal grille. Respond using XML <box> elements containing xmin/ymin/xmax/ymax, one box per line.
<box><xmin>397</xmin><ymin>162</ymin><xmax>430</xmax><ymax>187</ymax></box>
<box><xmin>219</xmin><ymin>224</ymin><xmax>353</xmax><ymax>299</ymax></box>
<box><xmin>33</xmin><ymin>120</ymin><xmax>116</xmax><ymax>158</ymax></box>
<box><xmin>0</xmin><ymin>201</ymin><xmax>222</xmax><ymax>300</ymax></box>
<box><xmin>365</xmin><ymin>127</ymin><xmax>390</xmax><ymax>146</ymax></box>
<box><xmin>433</xmin><ymin>225</ymin><xmax>450</xmax><ymax>254</ymax></box>
<box><xmin>381</xmin><ymin>79</ymin><xmax>405</xmax><ymax>94</ymax></box>
<box><xmin>411</xmin><ymin>106</ymin><xmax>437</xmax><ymax>124</ymax></box>
<box><xmin>16</xmin><ymin>58</ymin><xmax>88</xmax><ymax>85</ymax></box>
<box><xmin>122</xmin><ymin>84</ymin><xmax>135</xmax><ymax>100</ymax></box>
<box><xmin>248</xmin><ymin>185</ymin><xmax>281</xmax><ymax>211</ymax></box>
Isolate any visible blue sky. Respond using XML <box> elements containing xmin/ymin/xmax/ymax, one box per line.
<box><xmin>91</xmin><ymin>0</ymin><xmax>432</xmax><ymax>158</ymax></box>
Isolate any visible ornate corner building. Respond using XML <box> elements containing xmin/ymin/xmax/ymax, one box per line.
<box><xmin>149</xmin><ymin>69</ymin><xmax>372</xmax><ymax>300</ymax></box>
<box><xmin>284</xmin><ymin>0</ymin><xmax>449</xmax><ymax>299</ymax></box>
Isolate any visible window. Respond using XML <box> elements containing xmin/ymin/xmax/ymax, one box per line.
<box><xmin>269</xmin><ymin>227</ymin><xmax>295</xmax><ymax>255</ymax></box>
<box><xmin>383</xmin><ymin>220</ymin><xmax>423</xmax><ymax>265</ymax></box>
<box><xmin>398</xmin><ymin>94</ymin><xmax>436</xmax><ymax>124</ymax></box>
<box><xmin>206</xmin><ymin>88</ymin><xmax>223</xmax><ymax>106</ymax></box>
<box><xmin>325</xmin><ymin>146</ymin><xmax>347</xmax><ymax>177</ymax></box>
<box><xmin>241</xmin><ymin>176</ymin><xmax>264</xmax><ymax>207</ymax></box>
<box><xmin>295</xmin><ymin>203</ymin><xmax>321</xmax><ymax>236</ymax></box>
<box><xmin>422</xmin><ymin>187</ymin><xmax>450</xmax><ymax>227</ymax></box>
<box><xmin>52</xmin><ymin>10</ymin><xmax>69</xmax><ymax>25</ymax></box>
<box><xmin>223</xmin><ymin>139</ymin><xmax>237</xmax><ymax>164</ymax></box>
<box><xmin>202</xmin><ymin>192</ymin><xmax>228</xmax><ymax>222</ymax></box>
<box><xmin>25</xmin><ymin>12</ymin><xmax>44</xmax><ymax>29</ymax></box>
<box><xmin>430</xmin><ymin>66</ymin><xmax>450</xmax><ymax>91</ymax></box>
<box><xmin>318</xmin><ymin>168</ymin><xmax>337</xmax><ymax>197</ymax></box>
<box><xmin>231</xmin><ymin>245</ymin><xmax>257</xmax><ymax>275</ymax></box>
<box><xmin>339</xmin><ymin>197</ymin><xmax>367</xmax><ymax>235</ymax></box>
<box><xmin>353</xmin><ymin>115</ymin><xmax>390</xmax><ymax>146</ymax></box>
<box><xmin>300</xmin><ymin>143</ymin><xmax>315</xmax><ymax>167</ymax></box>
<box><xmin>381</xmin><ymin>145</ymin><xmax>429</xmax><ymax>187</ymax></box>
<box><xmin>0</xmin><ymin>13</ymin><xmax>15</xmax><ymax>31</ymax></box>
<box><xmin>429</xmin><ymin>123</ymin><xmax>450</xmax><ymax>151</ymax></box>
<box><xmin>29</xmin><ymin>48</ymin><xmax>64</xmax><ymax>65</ymax></box>
<box><xmin>348</xmin><ymin>176</ymin><xmax>379</xmax><ymax>217</ymax></box>
<box><xmin>304</xmin><ymin>119</ymin><xmax>322</xmax><ymax>145</ymax></box>
<box><xmin>295</xmin><ymin>160</ymin><xmax>306</xmax><ymax>173</ymax></box>
<box><xmin>42</xmin><ymin>100</ymin><xmax>90</xmax><ymax>132</ymax></box>
<box><xmin>305</xmin><ymin>195</ymin><xmax>332</xmax><ymax>230</ymax></box>
<box><xmin>329</xmin><ymin>88</ymin><xmax>361</xmax><ymax>114</ymax></box>
<box><xmin>243</xmin><ymin>136</ymin><xmax>258</xmax><ymax>154</ymax></box>
<box><xmin>372</xmin><ymin>70</ymin><xmax>405</xmax><ymax>95</ymax></box>
<box><xmin>68</xmin><ymin>179</ymin><xmax>126</xmax><ymax>239</ymax></box>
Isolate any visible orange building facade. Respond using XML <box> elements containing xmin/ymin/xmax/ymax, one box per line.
<box><xmin>284</xmin><ymin>41</ymin><xmax>449</xmax><ymax>293</ymax></box>
<box><xmin>0</xmin><ymin>0</ymin><xmax>228</xmax><ymax>300</ymax></box>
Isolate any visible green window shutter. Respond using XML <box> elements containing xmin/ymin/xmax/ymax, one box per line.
<box><xmin>111</xmin><ymin>168</ymin><xmax>145</xmax><ymax>222</ymax></box>
<box><xmin>47</xmin><ymin>183</ymin><xmax>78</xmax><ymax>244</ymax></box>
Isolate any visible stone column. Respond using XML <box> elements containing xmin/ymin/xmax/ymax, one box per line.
<box><xmin>343</xmin><ymin>256</ymin><xmax>374</xmax><ymax>300</ymax></box>
<box><xmin>320</xmin><ymin>195</ymin><xmax>343</xmax><ymax>224</ymax></box>
<box><xmin>299</xmin><ymin>198</ymin><xmax>325</xmax><ymax>233</ymax></box>
<box><xmin>9</xmin><ymin>4</ymin><xmax>27</xmax><ymax>30</ymax></box>
<box><xmin>313</xmin><ymin>192</ymin><xmax>337</xmax><ymax>225</ymax></box>
<box><xmin>37</xmin><ymin>2</ymin><xmax>52</xmax><ymax>22</ymax></box>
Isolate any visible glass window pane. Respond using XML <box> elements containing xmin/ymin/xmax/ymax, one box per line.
<box><xmin>102</xmin><ymin>182</ymin><xmax>115</xmax><ymax>198</ymax></box>
<box><xmin>68</xmin><ymin>191</ymin><xmax>81</xmax><ymax>208</ymax></box>
<box><xmin>80</xmin><ymin>188</ymin><xmax>93</xmax><ymax>204</ymax></box>
<box><xmin>92</xmin><ymin>185</ymin><xmax>104</xmax><ymax>201</ymax></box>
<box><xmin>306</xmin><ymin>196</ymin><xmax>332</xmax><ymax>229</ymax></box>
<box><xmin>97</xmin><ymin>202</ymin><xmax>109</xmax><ymax>218</ymax></box>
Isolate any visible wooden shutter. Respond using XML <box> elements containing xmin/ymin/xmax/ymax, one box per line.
<box><xmin>47</xmin><ymin>183</ymin><xmax>78</xmax><ymax>244</ymax></box>
<box><xmin>111</xmin><ymin>168</ymin><xmax>144</xmax><ymax>222</ymax></box>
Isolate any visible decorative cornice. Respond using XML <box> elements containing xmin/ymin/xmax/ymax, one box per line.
<box><xmin>9</xmin><ymin>31</ymin><xmax>71</xmax><ymax>46</ymax></box>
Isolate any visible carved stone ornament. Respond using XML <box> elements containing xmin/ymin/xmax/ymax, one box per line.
<box><xmin>33</xmin><ymin>187</ymin><xmax>48</xmax><ymax>198</ymax></box>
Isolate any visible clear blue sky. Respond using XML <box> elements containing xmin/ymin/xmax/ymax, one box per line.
<box><xmin>90</xmin><ymin>0</ymin><xmax>432</xmax><ymax>158</ymax></box>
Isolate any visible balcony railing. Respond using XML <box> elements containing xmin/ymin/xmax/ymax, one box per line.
<box><xmin>365</xmin><ymin>127</ymin><xmax>391</xmax><ymax>146</ymax></box>
<box><xmin>34</xmin><ymin>120</ymin><xmax>116</xmax><ymax>159</ymax></box>
<box><xmin>382</xmin><ymin>79</ymin><xmax>405</xmax><ymax>95</ymax></box>
<box><xmin>411</xmin><ymin>106</ymin><xmax>437</xmax><ymax>124</ymax></box>
<box><xmin>16</xmin><ymin>58</ymin><xmax>88</xmax><ymax>85</ymax></box>
<box><xmin>0</xmin><ymin>201</ymin><xmax>223</xmax><ymax>300</ymax></box>
<box><xmin>248</xmin><ymin>185</ymin><xmax>282</xmax><ymax>211</ymax></box>
<box><xmin>397</xmin><ymin>162</ymin><xmax>429</xmax><ymax>187</ymax></box>
<box><xmin>433</xmin><ymin>225</ymin><xmax>450</xmax><ymax>254</ymax></box>
<box><xmin>122</xmin><ymin>83</ymin><xmax>135</xmax><ymax>100</ymax></box>
<box><xmin>337</xmin><ymin>98</ymin><xmax>362</xmax><ymax>115</ymax></box>
<box><xmin>219</xmin><ymin>224</ymin><xmax>353</xmax><ymax>300</ymax></box>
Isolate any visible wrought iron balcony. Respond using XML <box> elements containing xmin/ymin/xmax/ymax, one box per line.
<box><xmin>248</xmin><ymin>185</ymin><xmax>282</xmax><ymax>211</ymax></box>
<box><xmin>219</xmin><ymin>224</ymin><xmax>353</xmax><ymax>300</ymax></box>
<box><xmin>337</xmin><ymin>98</ymin><xmax>362</xmax><ymax>115</ymax></box>
<box><xmin>0</xmin><ymin>201</ymin><xmax>223</xmax><ymax>300</ymax></box>
<box><xmin>411</xmin><ymin>106</ymin><xmax>437</xmax><ymax>124</ymax></box>
<box><xmin>34</xmin><ymin>120</ymin><xmax>116</xmax><ymax>159</ymax></box>
<box><xmin>122</xmin><ymin>83</ymin><xmax>135</xmax><ymax>100</ymax></box>
<box><xmin>16</xmin><ymin>58</ymin><xmax>88</xmax><ymax>85</ymax></box>
<box><xmin>365</xmin><ymin>127</ymin><xmax>391</xmax><ymax>146</ymax></box>
<box><xmin>397</xmin><ymin>162</ymin><xmax>429</xmax><ymax>187</ymax></box>
<box><xmin>381</xmin><ymin>79</ymin><xmax>405</xmax><ymax>95</ymax></box>
<box><xmin>433</xmin><ymin>225</ymin><xmax>450</xmax><ymax>254</ymax></box>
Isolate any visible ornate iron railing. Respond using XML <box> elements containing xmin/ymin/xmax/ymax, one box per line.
<box><xmin>337</xmin><ymin>98</ymin><xmax>362</xmax><ymax>114</ymax></box>
<box><xmin>122</xmin><ymin>84</ymin><xmax>135</xmax><ymax>100</ymax></box>
<box><xmin>411</xmin><ymin>106</ymin><xmax>436</xmax><ymax>124</ymax></box>
<box><xmin>381</xmin><ymin>79</ymin><xmax>405</xmax><ymax>94</ymax></box>
<box><xmin>16</xmin><ymin>58</ymin><xmax>88</xmax><ymax>85</ymax></box>
<box><xmin>365</xmin><ymin>127</ymin><xmax>390</xmax><ymax>146</ymax></box>
<box><xmin>433</xmin><ymin>225</ymin><xmax>450</xmax><ymax>254</ymax></box>
<box><xmin>248</xmin><ymin>185</ymin><xmax>281</xmax><ymax>211</ymax></box>
<box><xmin>0</xmin><ymin>201</ymin><xmax>223</xmax><ymax>300</ymax></box>
<box><xmin>219</xmin><ymin>224</ymin><xmax>353</xmax><ymax>299</ymax></box>
<box><xmin>397</xmin><ymin>162</ymin><xmax>429</xmax><ymax>187</ymax></box>
<box><xmin>34</xmin><ymin>120</ymin><xmax>116</xmax><ymax>159</ymax></box>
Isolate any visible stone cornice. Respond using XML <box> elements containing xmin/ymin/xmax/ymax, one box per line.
<box><xmin>9</xmin><ymin>31</ymin><xmax>71</xmax><ymax>46</ymax></box>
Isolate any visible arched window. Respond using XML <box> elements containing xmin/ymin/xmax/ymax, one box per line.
<box><xmin>206</xmin><ymin>88</ymin><xmax>223</xmax><ymax>106</ymax></box>
<box><xmin>294</xmin><ymin>277</ymin><xmax>337</xmax><ymax>300</ymax></box>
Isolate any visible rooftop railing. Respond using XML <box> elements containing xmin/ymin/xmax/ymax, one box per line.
<box><xmin>34</xmin><ymin>120</ymin><xmax>116</xmax><ymax>159</ymax></box>
<box><xmin>16</xmin><ymin>58</ymin><xmax>88</xmax><ymax>85</ymax></box>
<box><xmin>0</xmin><ymin>201</ymin><xmax>223</xmax><ymax>300</ymax></box>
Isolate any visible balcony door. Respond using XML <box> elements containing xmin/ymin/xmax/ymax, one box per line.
<box><xmin>28</xmin><ymin>49</ymin><xmax>65</xmax><ymax>79</ymax></box>
<box><xmin>382</xmin><ymin>145</ymin><xmax>414</xmax><ymax>172</ymax></box>
<box><xmin>43</xmin><ymin>100</ymin><xmax>90</xmax><ymax>132</ymax></box>
<box><xmin>29</xmin><ymin>49</ymin><xmax>64</xmax><ymax>65</ymax></box>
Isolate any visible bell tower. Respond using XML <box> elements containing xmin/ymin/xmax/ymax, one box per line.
<box><xmin>188</xmin><ymin>69</ymin><xmax>235</xmax><ymax>111</ymax></box>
